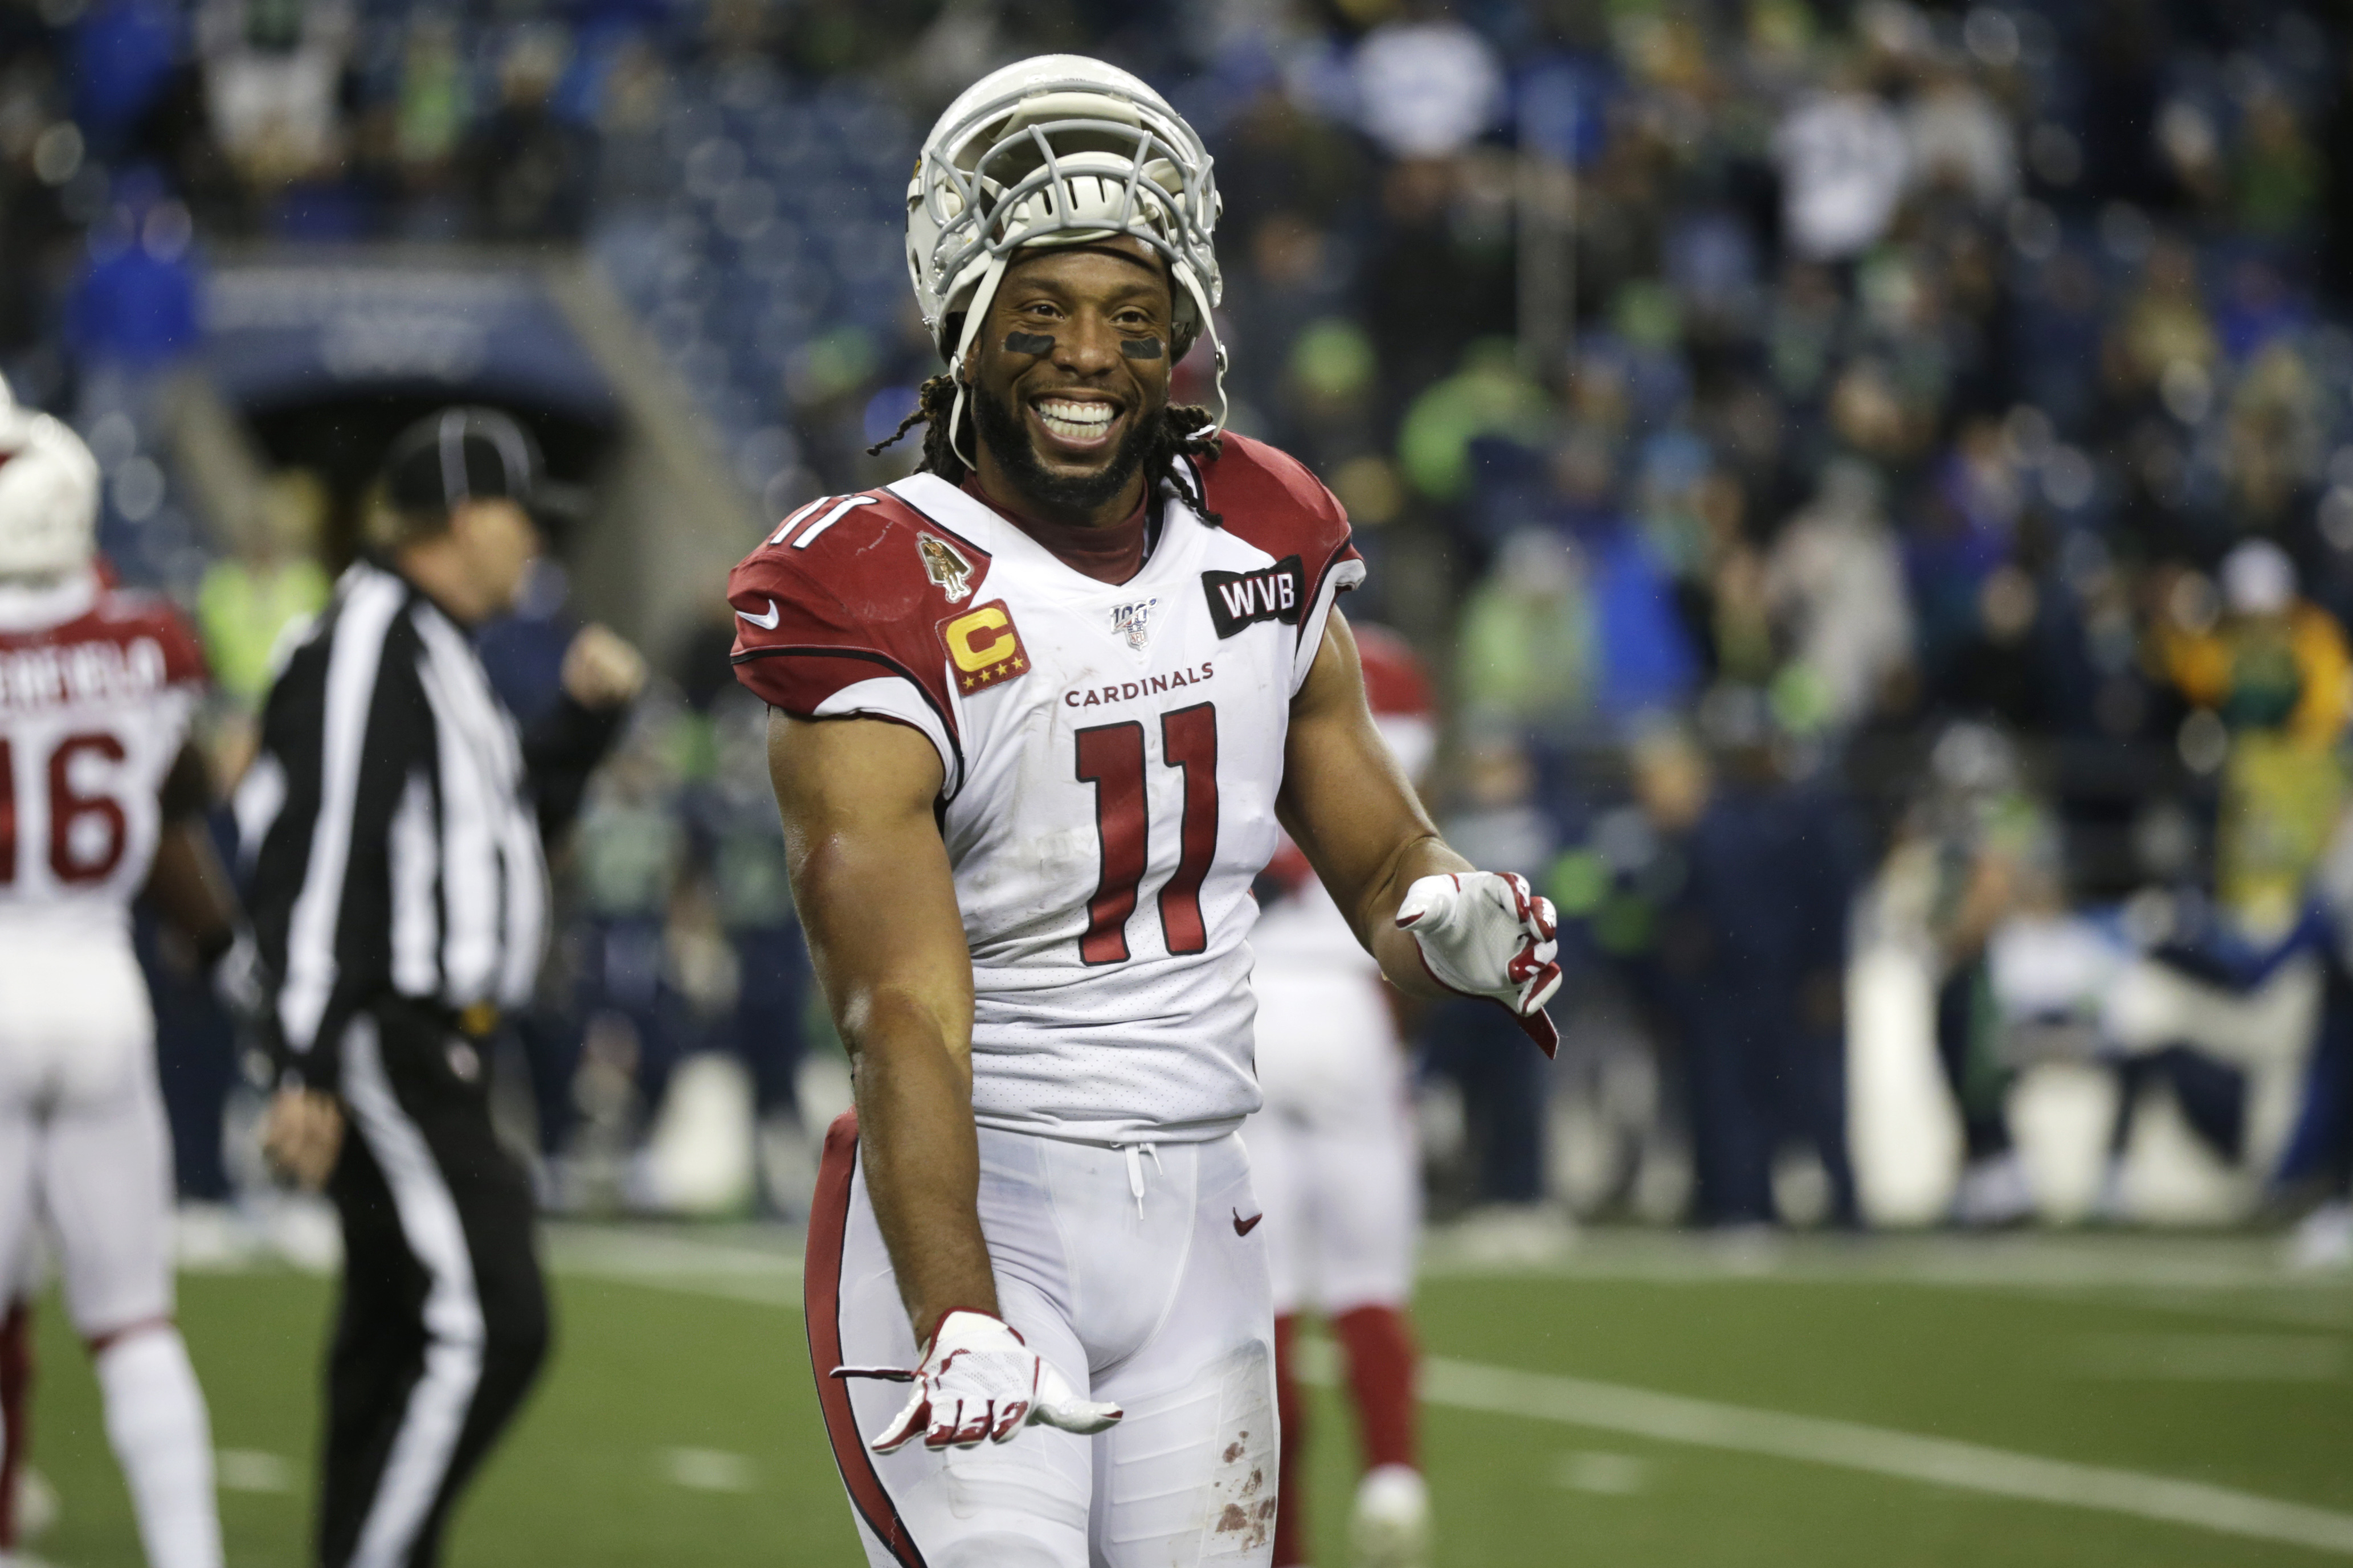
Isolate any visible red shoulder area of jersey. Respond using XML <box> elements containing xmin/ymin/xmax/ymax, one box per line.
<box><xmin>0</xmin><ymin>585</ymin><xmax>206</xmax><ymax>681</ymax></box>
<box><xmin>1189</xmin><ymin>433</ymin><xmax>1360</xmax><ymax>586</ymax></box>
<box><xmin>725</xmin><ymin>489</ymin><xmax>994</xmax><ymax>728</ymax></box>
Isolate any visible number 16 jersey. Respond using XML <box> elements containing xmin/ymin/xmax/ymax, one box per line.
<box><xmin>727</xmin><ymin>435</ymin><xmax>1363</xmax><ymax>1145</ymax></box>
<box><xmin>0</xmin><ymin>570</ymin><xmax>205</xmax><ymax>939</ymax></box>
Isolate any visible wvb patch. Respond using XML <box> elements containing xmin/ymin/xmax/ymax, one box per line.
<box><xmin>1202</xmin><ymin>556</ymin><xmax>1304</xmax><ymax>638</ymax></box>
<box><xmin>1109</xmin><ymin>596</ymin><xmax>1159</xmax><ymax>652</ymax></box>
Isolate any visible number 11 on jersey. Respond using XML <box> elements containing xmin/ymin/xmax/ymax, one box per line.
<box><xmin>1075</xmin><ymin>702</ymin><xmax>1219</xmax><ymax>964</ymax></box>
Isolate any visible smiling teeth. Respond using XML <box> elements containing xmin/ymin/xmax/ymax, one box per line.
<box><xmin>1038</xmin><ymin>400</ymin><xmax>1114</xmax><ymax>440</ymax></box>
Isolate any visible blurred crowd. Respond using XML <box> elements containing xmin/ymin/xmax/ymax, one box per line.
<box><xmin>9</xmin><ymin>0</ymin><xmax>2353</xmax><ymax>1239</ymax></box>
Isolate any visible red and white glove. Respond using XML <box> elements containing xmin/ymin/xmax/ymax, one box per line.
<box><xmin>834</xmin><ymin>1309</ymin><xmax>1122</xmax><ymax>1453</ymax></box>
<box><xmin>1396</xmin><ymin>871</ymin><xmax>1563</xmax><ymax>1057</ymax></box>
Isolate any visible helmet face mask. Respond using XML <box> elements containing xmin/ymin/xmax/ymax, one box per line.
<box><xmin>907</xmin><ymin>55</ymin><xmax>1225</xmax><ymax>462</ymax></box>
<box><xmin>0</xmin><ymin>392</ymin><xmax>99</xmax><ymax>583</ymax></box>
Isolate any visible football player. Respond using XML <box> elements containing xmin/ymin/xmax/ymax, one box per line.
<box><xmin>1245</xmin><ymin>625</ymin><xmax>1436</xmax><ymax>1568</ymax></box>
<box><xmin>0</xmin><ymin>383</ymin><xmax>230</xmax><ymax>1567</ymax></box>
<box><xmin>728</xmin><ymin>57</ymin><xmax>1560</xmax><ymax>1568</ymax></box>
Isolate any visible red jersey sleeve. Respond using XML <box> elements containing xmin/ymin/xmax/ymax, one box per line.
<box><xmin>726</xmin><ymin>492</ymin><xmax>986</xmax><ymax>793</ymax></box>
<box><xmin>1191</xmin><ymin>434</ymin><xmax>1366</xmax><ymax>692</ymax></box>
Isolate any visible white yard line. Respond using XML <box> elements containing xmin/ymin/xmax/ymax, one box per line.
<box><xmin>544</xmin><ymin>1225</ymin><xmax>803</xmax><ymax>1309</ymax></box>
<box><xmin>543</xmin><ymin>1223</ymin><xmax>804</xmax><ymax>1284</ymax></box>
<box><xmin>1415</xmin><ymin>1233</ymin><xmax>2353</xmax><ymax>1336</ymax></box>
<box><xmin>1417</xmin><ymin>1231</ymin><xmax>2344</xmax><ymax>1293</ymax></box>
<box><xmin>544</xmin><ymin>1226</ymin><xmax>2351</xmax><ymax>1333</ymax></box>
<box><xmin>1411</xmin><ymin>1355</ymin><xmax>2353</xmax><ymax>1557</ymax></box>
<box><xmin>513</xmin><ymin>1223</ymin><xmax>2353</xmax><ymax>1303</ymax></box>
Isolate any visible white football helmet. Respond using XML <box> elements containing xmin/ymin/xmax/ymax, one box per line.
<box><xmin>906</xmin><ymin>54</ymin><xmax>1225</xmax><ymax>462</ymax></box>
<box><xmin>0</xmin><ymin>379</ymin><xmax>100</xmax><ymax>579</ymax></box>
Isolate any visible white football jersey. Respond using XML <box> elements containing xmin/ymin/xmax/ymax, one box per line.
<box><xmin>0</xmin><ymin>569</ymin><xmax>205</xmax><ymax>940</ymax></box>
<box><xmin>729</xmin><ymin>436</ymin><xmax>1363</xmax><ymax>1144</ymax></box>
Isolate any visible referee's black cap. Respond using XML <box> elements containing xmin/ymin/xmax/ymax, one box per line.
<box><xmin>382</xmin><ymin>407</ymin><xmax>584</xmax><ymax>534</ymax></box>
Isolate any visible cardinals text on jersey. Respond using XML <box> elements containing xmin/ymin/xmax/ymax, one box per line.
<box><xmin>729</xmin><ymin>435</ymin><xmax>1362</xmax><ymax>1145</ymax></box>
<box><xmin>0</xmin><ymin>572</ymin><xmax>205</xmax><ymax>935</ymax></box>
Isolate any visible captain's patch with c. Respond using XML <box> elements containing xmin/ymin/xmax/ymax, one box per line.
<box><xmin>938</xmin><ymin>601</ymin><xmax>1031</xmax><ymax>694</ymax></box>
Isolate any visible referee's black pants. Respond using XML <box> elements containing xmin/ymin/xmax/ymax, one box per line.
<box><xmin>319</xmin><ymin>1003</ymin><xmax>549</xmax><ymax>1568</ymax></box>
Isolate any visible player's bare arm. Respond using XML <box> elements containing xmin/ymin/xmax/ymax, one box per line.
<box><xmin>141</xmin><ymin>740</ymin><xmax>238</xmax><ymax>964</ymax></box>
<box><xmin>144</xmin><ymin>736</ymin><xmax>347</xmax><ymax>1189</ymax></box>
<box><xmin>1280</xmin><ymin>611</ymin><xmax>1564</xmax><ymax>1049</ymax></box>
<box><xmin>1276</xmin><ymin>611</ymin><xmax>1468</xmax><ymax>993</ymax></box>
<box><xmin>764</xmin><ymin>709</ymin><xmax>993</xmax><ymax>1338</ymax></box>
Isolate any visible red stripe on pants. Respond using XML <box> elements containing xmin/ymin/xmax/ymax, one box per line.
<box><xmin>807</xmin><ymin>1109</ymin><xmax>930</xmax><ymax>1568</ymax></box>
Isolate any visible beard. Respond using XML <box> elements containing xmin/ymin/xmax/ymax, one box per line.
<box><xmin>969</xmin><ymin>379</ymin><xmax>1163</xmax><ymax>519</ymax></box>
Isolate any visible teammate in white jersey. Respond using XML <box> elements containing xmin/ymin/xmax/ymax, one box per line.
<box><xmin>0</xmin><ymin>384</ymin><xmax>229</xmax><ymax>1568</ymax></box>
<box><xmin>728</xmin><ymin>57</ymin><xmax>1560</xmax><ymax>1568</ymax></box>
<box><xmin>1245</xmin><ymin>626</ymin><xmax>1436</xmax><ymax>1568</ymax></box>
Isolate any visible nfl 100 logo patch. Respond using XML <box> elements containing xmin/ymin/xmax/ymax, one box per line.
<box><xmin>1109</xmin><ymin>597</ymin><xmax>1159</xmax><ymax>652</ymax></box>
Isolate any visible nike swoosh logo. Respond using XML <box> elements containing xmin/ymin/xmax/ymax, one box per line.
<box><xmin>736</xmin><ymin>599</ymin><xmax>781</xmax><ymax>631</ymax></box>
<box><xmin>1232</xmin><ymin>1209</ymin><xmax>1263</xmax><ymax>1237</ymax></box>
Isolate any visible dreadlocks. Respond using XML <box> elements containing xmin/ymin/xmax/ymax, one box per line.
<box><xmin>868</xmin><ymin>371</ymin><xmax>1225</xmax><ymax>526</ymax></box>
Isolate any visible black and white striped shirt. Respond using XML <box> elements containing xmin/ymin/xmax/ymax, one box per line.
<box><xmin>238</xmin><ymin>559</ymin><xmax>618</xmax><ymax>1084</ymax></box>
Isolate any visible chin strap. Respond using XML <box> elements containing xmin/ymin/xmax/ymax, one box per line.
<box><xmin>945</xmin><ymin>258</ymin><xmax>1009</xmax><ymax>473</ymax></box>
<box><xmin>1169</xmin><ymin>257</ymin><xmax>1228</xmax><ymax>439</ymax></box>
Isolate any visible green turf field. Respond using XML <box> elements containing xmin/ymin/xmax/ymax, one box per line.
<box><xmin>17</xmin><ymin>1227</ymin><xmax>2351</xmax><ymax>1566</ymax></box>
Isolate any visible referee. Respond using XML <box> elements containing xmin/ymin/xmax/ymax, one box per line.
<box><xmin>239</xmin><ymin>407</ymin><xmax>644</xmax><ymax>1568</ymax></box>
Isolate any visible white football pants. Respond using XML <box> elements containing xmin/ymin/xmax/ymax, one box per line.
<box><xmin>810</xmin><ymin>1113</ymin><xmax>1278</xmax><ymax>1568</ymax></box>
<box><xmin>0</xmin><ymin>927</ymin><xmax>220</xmax><ymax>1568</ymax></box>
<box><xmin>1245</xmin><ymin>969</ymin><xmax>1419</xmax><ymax>1317</ymax></box>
